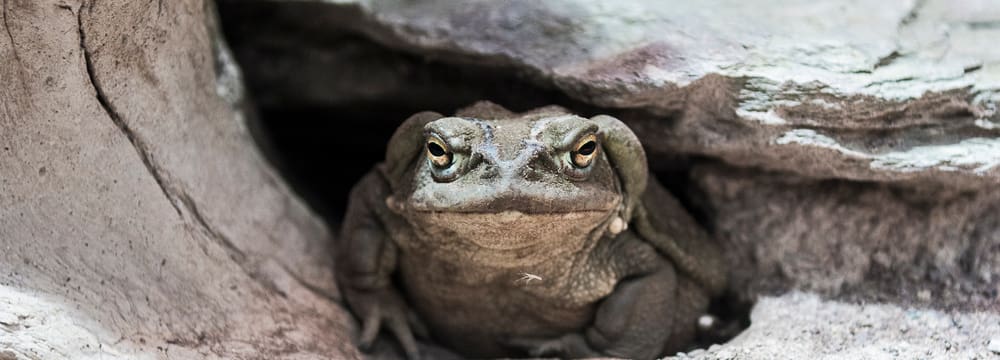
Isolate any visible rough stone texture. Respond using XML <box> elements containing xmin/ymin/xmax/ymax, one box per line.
<box><xmin>0</xmin><ymin>0</ymin><xmax>358</xmax><ymax>359</ymax></box>
<box><xmin>217</xmin><ymin>3</ymin><xmax>589</xmax><ymax>113</ymax></box>
<box><xmin>340</xmin><ymin>0</ymin><xmax>1000</xmax><ymax>187</ymax></box>
<box><xmin>678</xmin><ymin>292</ymin><xmax>1000</xmax><ymax>359</ymax></box>
<box><xmin>693</xmin><ymin>163</ymin><xmax>1000</xmax><ymax>310</ymax></box>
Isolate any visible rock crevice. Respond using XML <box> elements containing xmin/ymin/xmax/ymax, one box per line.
<box><xmin>77</xmin><ymin>2</ymin><xmax>183</xmax><ymax>219</ymax></box>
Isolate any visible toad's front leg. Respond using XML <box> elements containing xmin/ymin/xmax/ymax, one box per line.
<box><xmin>337</xmin><ymin>171</ymin><xmax>427</xmax><ymax>359</ymax></box>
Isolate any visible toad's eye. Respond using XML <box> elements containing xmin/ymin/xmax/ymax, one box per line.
<box><xmin>426</xmin><ymin>136</ymin><xmax>453</xmax><ymax>168</ymax></box>
<box><xmin>571</xmin><ymin>133</ymin><xmax>598</xmax><ymax>168</ymax></box>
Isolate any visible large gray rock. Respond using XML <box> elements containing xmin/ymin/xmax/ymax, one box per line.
<box><xmin>320</xmin><ymin>0</ymin><xmax>1000</xmax><ymax>186</ymax></box>
<box><xmin>694</xmin><ymin>164</ymin><xmax>1000</xmax><ymax>310</ymax></box>
<box><xmin>0</xmin><ymin>0</ymin><xmax>358</xmax><ymax>358</ymax></box>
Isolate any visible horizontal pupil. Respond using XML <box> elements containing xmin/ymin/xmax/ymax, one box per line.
<box><xmin>427</xmin><ymin>142</ymin><xmax>446</xmax><ymax>156</ymax></box>
<box><xmin>577</xmin><ymin>141</ymin><xmax>596</xmax><ymax>156</ymax></box>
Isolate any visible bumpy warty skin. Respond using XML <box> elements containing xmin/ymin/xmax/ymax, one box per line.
<box><xmin>336</xmin><ymin>101</ymin><xmax>727</xmax><ymax>359</ymax></box>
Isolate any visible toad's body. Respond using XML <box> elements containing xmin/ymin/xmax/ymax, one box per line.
<box><xmin>337</xmin><ymin>102</ymin><xmax>727</xmax><ymax>359</ymax></box>
<box><xmin>395</xmin><ymin>210</ymin><xmax>629</xmax><ymax>354</ymax></box>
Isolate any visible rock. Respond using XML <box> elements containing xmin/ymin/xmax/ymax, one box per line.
<box><xmin>988</xmin><ymin>337</ymin><xmax>1000</xmax><ymax>354</ymax></box>
<box><xmin>0</xmin><ymin>0</ymin><xmax>358</xmax><ymax>358</ymax></box>
<box><xmin>714</xmin><ymin>349</ymin><xmax>736</xmax><ymax>360</ymax></box>
<box><xmin>690</xmin><ymin>292</ymin><xmax>1000</xmax><ymax>359</ymax></box>
<box><xmin>217</xmin><ymin>2</ymin><xmax>584</xmax><ymax>112</ymax></box>
<box><xmin>245</xmin><ymin>0</ymin><xmax>1000</xmax><ymax>187</ymax></box>
<box><xmin>694</xmin><ymin>163</ymin><xmax>1000</xmax><ymax>309</ymax></box>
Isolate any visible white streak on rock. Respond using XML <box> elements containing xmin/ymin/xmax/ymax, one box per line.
<box><xmin>974</xmin><ymin>119</ymin><xmax>998</xmax><ymax>130</ymax></box>
<box><xmin>777</xmin><ymin>129</ymin><xmax>1000</xmax><ymax>175</ymax></box>
<box><xmin>736</xmin><ymin>109</ymin><xmax>787</xmax><ymax>125</ymax></box>
<box><xmin>775</xmin><ymin>129</ymin><xmax>870</xmax><ymax>158</ymax></box>
<box><xmin>871</xmin><ymin>138</ymin><xmax>1000</xmax><ymax>174</ymax></box>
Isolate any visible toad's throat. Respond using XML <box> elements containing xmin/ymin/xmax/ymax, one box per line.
<box><xmin>408</xmin><ymin>210</ymin><xmax>611</xmax><ymax>251</ymax></box>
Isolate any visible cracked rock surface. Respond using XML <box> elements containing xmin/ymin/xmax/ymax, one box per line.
<box><xmin>272</xmin><ymin>0</ymin><xmax>1000</xmax><ymax>187</ymax></box>
<box><xmin>1</xmin><ymin>0</ymin><xmax>357</xmax><ymax>359</ymax></box>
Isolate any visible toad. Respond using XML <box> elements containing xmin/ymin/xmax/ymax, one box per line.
<box><xmin>337</xmin><ymin>102</ymin><xmax>726</xmax><ymax>359</ymax></box>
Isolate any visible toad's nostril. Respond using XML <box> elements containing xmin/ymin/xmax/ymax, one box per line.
<box><xmin>520</xmin><ymin>143</ymin><xmax>557</xmax><ymax>171</ymax></box>
<box><xmin>479</xmin><ymin>164</ymin><xmax>500</xmax><ymax>179</ymax></box>
<box><xmin>521</xmin><ymin>165</ymin><xmax>545</xmax><ymax>181</ymax></box>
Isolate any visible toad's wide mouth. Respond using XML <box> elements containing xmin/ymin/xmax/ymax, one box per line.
<box><xmin>397</xmin><ymin>177</ymin><xmax>625</xmax><ymax>216</ymax></box>
<box><xmin>405</xmin><ymin>209</ymin><xmax>613</xmax><ymax>251</ymax></box>
<box><xmin>395</xmin><ymin>191</ymin><xmax>623</xmax><ymax>216</ymax></box>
